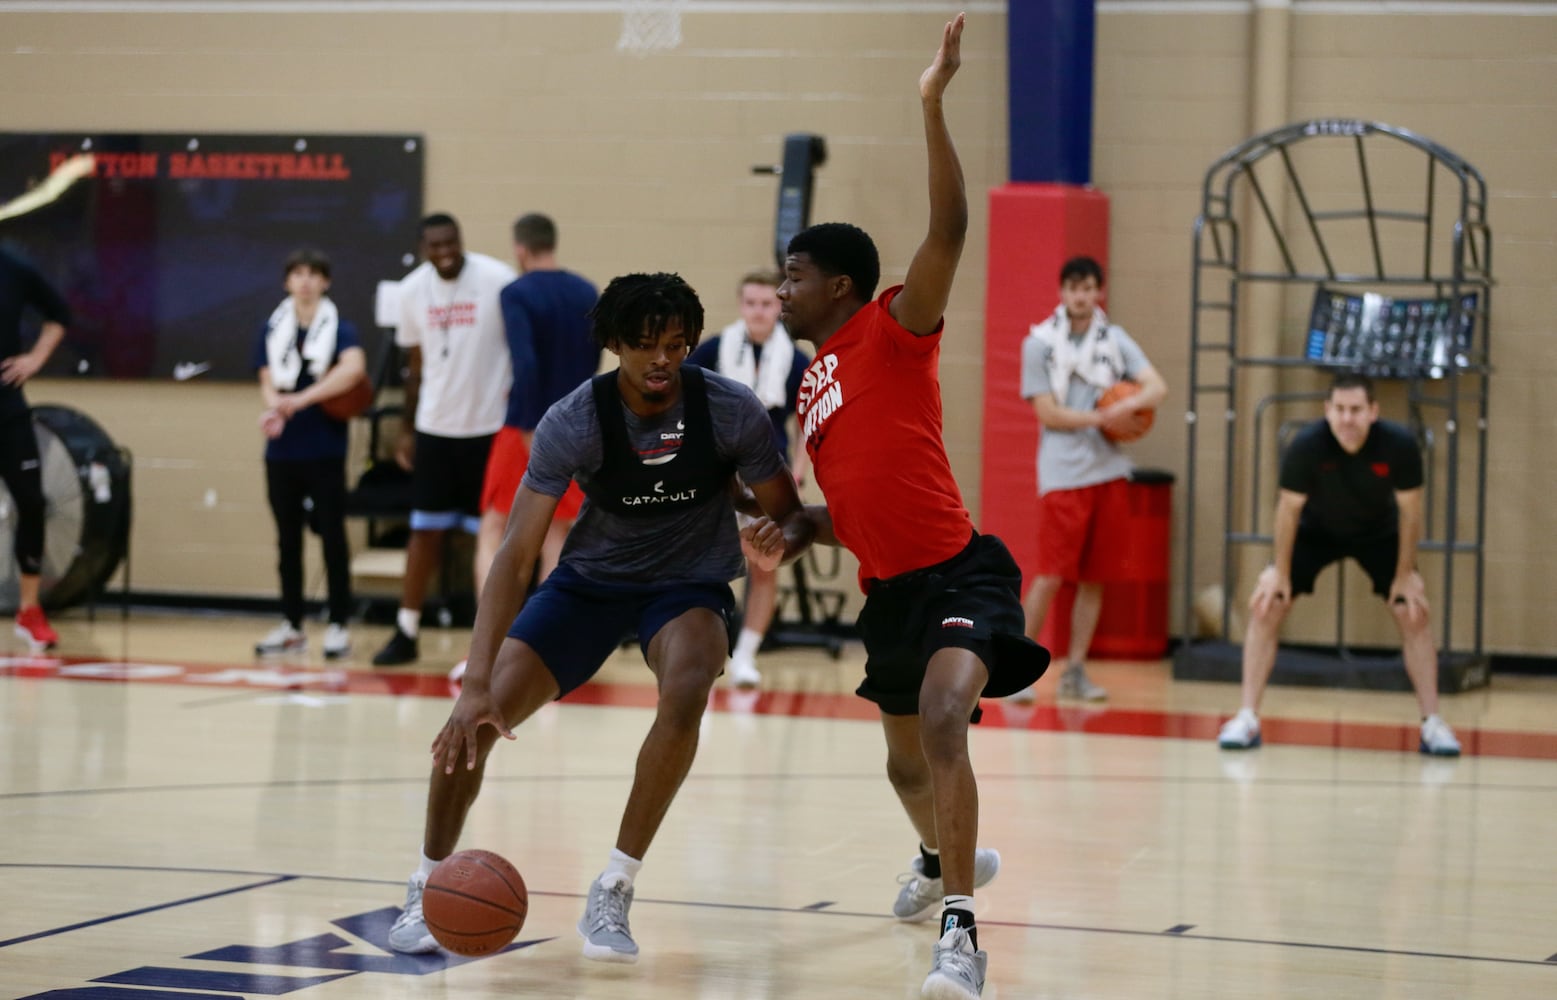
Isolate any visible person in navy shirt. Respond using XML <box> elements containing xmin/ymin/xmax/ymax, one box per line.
<box><xmin>475</xmin><ymin>213</ymin><xmax>599</xmax><ymax>593</ymax></box>
<box><xmin>251</xmin><ymin>249</ymin><xmax>367</xmax><ymax>659</ymax></box>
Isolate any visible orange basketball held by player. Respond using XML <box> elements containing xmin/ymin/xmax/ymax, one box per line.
<box><xmin>1097</xmin><ymin>379</ymin><xmax>1155</xmax><ymax>443</ymax></box>
<box><xmin>319</xmin><ymin>372</ymin><xmax>374</xmax><ymax>422</ymax></box>
<box><xmin>421</xmin><ymin>849</ymin><xmax>529</xmax><ymax>956</ymax></box>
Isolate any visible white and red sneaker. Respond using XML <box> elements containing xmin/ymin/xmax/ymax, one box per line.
<box><xmin>15</xmin><ymin>605</ymin><xmax>58</xmax><ymax>651</ymax></box>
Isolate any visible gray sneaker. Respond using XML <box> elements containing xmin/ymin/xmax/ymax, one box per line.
<box><xmin>387</xmin><ymin>873</ymin><xmax>439</xmax><ymax>954</ymax></box>
<box><xmin>577</xmin><ymin>874</ymin><xmax>638</xmax><ymax>963</ymax></box>
<box><xmin>921</xmin><ymin>924</ymin><xmax>988</xmax><ymax>999</ymax></box>
<box><xmin>1057</xmin><ymin>665</ymin><xmax>1107</xmax><ymax>701</ymax></box>
<box><xmin>893</xmin><ymin>848</ymin><xmax>1001</xmax><ymax>922</ymax></box>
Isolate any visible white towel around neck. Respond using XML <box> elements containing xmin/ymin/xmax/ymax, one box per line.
<box><xmin>1028</xmin><ymin>305</ymin><xmax>1124</xmax><ymax>401</ymax></box>
<box><xmin>265</xmin><ymin>296</ymin><xmax>339</xmax><ymax>391</ymax></box>
<box><xmin>716</xmin><ymin>318</ymin><xmax>795</xmax><ymax>410</ymax></box>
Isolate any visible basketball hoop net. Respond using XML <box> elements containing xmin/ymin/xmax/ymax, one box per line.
<box><xmin>618</xmin><ymin>0</ymin><xmax>684</xmax><ymax>55</ymax></box>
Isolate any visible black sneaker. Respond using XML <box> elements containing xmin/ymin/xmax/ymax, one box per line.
<box><xmin>371</xmin><ymin>628</ymin><xmax>419</xmax><ymax>666</ymax></box>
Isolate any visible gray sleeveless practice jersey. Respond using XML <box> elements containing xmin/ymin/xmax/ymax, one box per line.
<box><xmin>520</xmin><ymin>370</ymin><xmax>785</xmax><ymax>585</ymax></box>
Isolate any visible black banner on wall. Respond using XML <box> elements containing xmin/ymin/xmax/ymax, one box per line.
<box><xmin>0</xmin><ymin>132</ymin><xmax>423</xmax><ymax>381</ymax></box>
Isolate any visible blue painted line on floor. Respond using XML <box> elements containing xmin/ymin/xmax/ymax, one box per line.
<box><xmin>1</xmin><ymin>862</ymin><xmax>1554</xmax><ymax>971</ymax></box>
<box><xmin>1165</xmin><ymin>924</ymin><xmax>1195</xmax><ymax>934</ymax></box>
<box><xmin>0</xmin><ymin>875</ymin><xmax>296</xmax><ymax>949</ymax></box>
<box><xmin>803</xmin><ymin>901</ymin><xmax>836</xmax><ymax>910</ymax></box>
<box><xmin>95</xmin><ymin>966</ymin><xmax>352</xmax><ymax>993</ymax></box>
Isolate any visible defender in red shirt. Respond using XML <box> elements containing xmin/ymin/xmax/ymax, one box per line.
<box><xmin>775</xmin><ymin>15</ymin><xmax>1048</xmax><ymax>1000</ymax></box>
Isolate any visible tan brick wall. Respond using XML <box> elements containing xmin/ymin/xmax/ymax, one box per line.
<box><xmin>3</xmin><ymin>2</ymin><xmax>1551</xmax><ymax>653</ymax></box>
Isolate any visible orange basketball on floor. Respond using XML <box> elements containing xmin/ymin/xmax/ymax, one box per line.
<box><xmin>1097</xmin><ymin>379</ymin><xmax>1154</xmax><ymax>443</ymax></box>
<box><xmin>423</xmin><ymin>849</ymin><xmax>528</xmax><ymax>956</ymax></box>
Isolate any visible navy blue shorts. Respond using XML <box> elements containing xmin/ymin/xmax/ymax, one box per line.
<box><xmin>856</xmin><ymin>532</ymin><xmax>1051</xmax><ymax>716</ymax></box>
<box><xmin>506</xmin><ymin>563</ymin><xmax>735</xmax><ymax>698</ymax></box>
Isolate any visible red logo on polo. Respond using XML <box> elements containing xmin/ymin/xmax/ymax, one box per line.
<box><xmin>1371</xmin><ymin>462</ymin><xmax>1390</xmax><ymax>477</ymax></box>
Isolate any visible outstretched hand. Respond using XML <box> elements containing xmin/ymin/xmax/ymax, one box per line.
<box><xmin>430</xmin><ymin>686</ymin><xmax>516</xmax><ymax>774</ymax></box>
<box><xmin>740</xmin><ymin>517</ymin><xmax>785</xmax><ymax>573</ymax></box>
<box><xmin>920</xmin><ymin>11</ymin><xmax>965</xmax><ymax>101</ymax></box>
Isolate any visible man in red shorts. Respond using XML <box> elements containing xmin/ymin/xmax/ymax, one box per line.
<box><xmin>773</xmin><ymin>15</ymin><xmax>1047</xmax><ymax>999</ymax></box>
<box><xmin>1009</xmin><ymin>256</ymin><xmax>1166</xmax><ymax>702</ymax></box>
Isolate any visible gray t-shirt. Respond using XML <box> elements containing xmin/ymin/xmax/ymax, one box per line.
<box><xmin>521</xmin><ymin>370</ymin><xmax>786</xmax><ymax>585</ymax></box>
<box><xmin>1020</xmin><ymin>325</ymin><xmax>1150</xmax><ymax>494</ymax></box>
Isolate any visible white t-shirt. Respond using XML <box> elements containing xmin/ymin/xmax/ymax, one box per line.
<box><xmin>395</xmin><ymin>252</ymin><xmax>517</xmax><ymax>437</ymax></box>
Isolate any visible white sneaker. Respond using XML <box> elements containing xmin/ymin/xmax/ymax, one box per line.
<box><xmin>255</xmin><ymin>622</ymin><xmax>305</xmax><ymax>656</ymax></box>
<box><xmin>1419</xmin><ymin>714</ymin><xmax>1462</xmax><ymax>757</ymax></box>
<box><xmin>726</xmin><ymin>653</ymin><xmax>761</xmax><ymax>689</ymax></box>
<box><xmin>1218</xmin><ymin>708</ymin><xmax>1261</xmax><ymax>749</ymax></box>
<box><xmin>893</xmin><ymin>848</ymin><xmax>1001</xmax><ymax>923</ymax></box>
<box><xmin>922</xmin><ymin>923</ymin><xmax>987</xmax><ymax>999</ymax></box>
<box><xmin>387</xmin><ymin>873</ymin><xmax>438</xmax><ymax>954</ymax></box>
<box><xmin>322</xmin><ymin>624</ymin><xmax>351</xmax><ymax>659</ymax></box>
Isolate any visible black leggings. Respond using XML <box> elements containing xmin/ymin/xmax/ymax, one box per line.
<box><xmin>266</xmin><ymin>458</ymin><xmax>352</xmax><ymax>626</ymax></box>
<box><xmin>0</xmin><ymin>413</ymin><xmax>44</xmax><ymax>576</ymax></box>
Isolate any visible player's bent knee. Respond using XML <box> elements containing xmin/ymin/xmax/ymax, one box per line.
<box><xmin>1389</xmin><ymin>604</ymin><xmax>1431</xmax><ymax>635</ymax></box>
<box><xmin>1249</xmin><ymin>600</ymin><xmax>1290</xmax><ymax>628</ymax></box>
<box><xmin>654</xmin><ymin>663</ymin><xmax>720</xmax><ymax>726</ymax></box>
<box><xmin>916</xmin><ymin>701</ymin><xmax>975</xmax><ymax>762</ymax></box>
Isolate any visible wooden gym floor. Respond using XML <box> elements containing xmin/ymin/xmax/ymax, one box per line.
<box><xmin>3</xmin><ymin>609</ymin><xmax>1556</xmax><ymax>999</ymax></box>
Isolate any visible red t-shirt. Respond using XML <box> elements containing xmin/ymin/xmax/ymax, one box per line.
<box><xmin>797</xmin><ymin>286</ymin><xmax>975</xmax><ymax>589</ymax></box>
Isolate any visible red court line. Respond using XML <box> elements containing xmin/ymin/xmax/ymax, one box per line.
<box><xmin>3</xmin><ymin>655</ymin><xmax>1555</xmax><ymax>761</ymax></box>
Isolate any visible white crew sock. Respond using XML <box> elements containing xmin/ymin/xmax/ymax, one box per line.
<box><xmin>601</xmin><ymin>847</ymin><xmax>643</xmax><ymax>888</ymax></box>
<box><xmin>733</xmin><ymin>627</ymin><xmax>762</xmax><ymax>662</ymax></box>
<box><xmin>397</xmin><ymin>608</ymin><xmax>421</xmax><ymax>638</ymax></box>
<box><xmin>417</xmin><ymin>851</ymin><xmax>439</xmax><ymax>880</ymax></box>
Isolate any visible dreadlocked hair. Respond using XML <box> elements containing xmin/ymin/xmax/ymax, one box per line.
<box><xmin>590</xmin><ymin>272</ymin><xmax>705</xmax><ymax>351</ymax></box>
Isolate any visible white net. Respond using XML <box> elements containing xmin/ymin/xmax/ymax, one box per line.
<box><xmin>617</xmin><ymin>0</ymin><xmax>684</xmax><ymax>54</ymax></box>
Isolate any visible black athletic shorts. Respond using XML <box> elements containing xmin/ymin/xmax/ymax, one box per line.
<box><xmin>1290</xmin><ymin>526</ymin><xmax>1398</xmax><ymax>598</ymax></box>
<box><xmin>855</xmin><ymin>532</ymin><xmax>1051</xmax><ymax>716</ymax></box>
<box><xmin>410</xmin><ymin>431</ymin><xmax>495</xmax><ymax>533</ymax></box>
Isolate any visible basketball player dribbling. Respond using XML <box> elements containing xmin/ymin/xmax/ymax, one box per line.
<box><xmin>386</xmin><ymin>272</ymin><xmax>813</xmax><ymax>963</ymax></box>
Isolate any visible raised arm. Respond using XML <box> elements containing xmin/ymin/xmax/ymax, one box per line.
<box><xmin>889</xmin><ymin>12</ymin><xmax>968</xmax><ymax>337</ymax></box>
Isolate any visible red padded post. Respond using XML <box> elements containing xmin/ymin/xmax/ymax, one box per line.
<box><xmin>981</xmin><ymin>182</ymin><xmax>1109</xmax><ymax>656</ymax></box>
